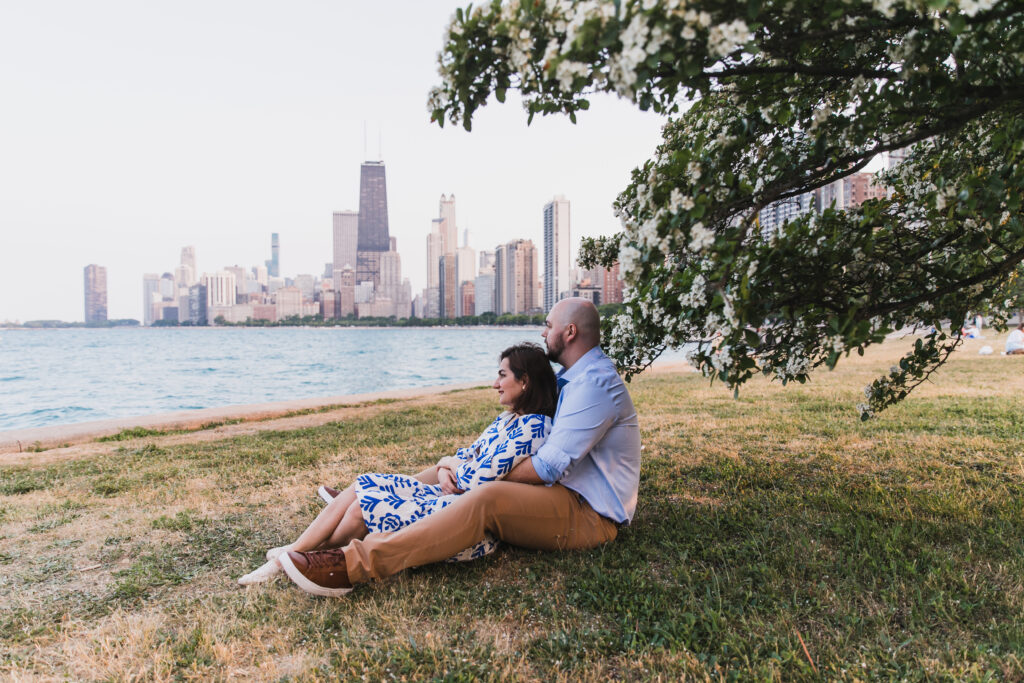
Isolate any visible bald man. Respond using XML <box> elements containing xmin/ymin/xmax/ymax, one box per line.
<box><xmin>279</xmin><ymin>298</ymin><xmax>642</xmax><ymax>596</ymax></box>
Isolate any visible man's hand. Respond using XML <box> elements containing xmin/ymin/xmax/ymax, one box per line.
<box><xmin>437</xmin><ymin>467</ymin><xmax>465</xmax><ymax>495</ymax></box>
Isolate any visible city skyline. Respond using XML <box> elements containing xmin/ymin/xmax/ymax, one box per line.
<box><xmin>0</xmin><ymin>1</ymin><xmax>666</xmax><ymax>323</ymax></box>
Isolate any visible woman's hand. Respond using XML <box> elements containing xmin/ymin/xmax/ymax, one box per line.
<box><xmin>436</xmin><ymin>456</ymin><xmax>459</xmax><ymax>470</ymax></box>
<box><xmin>437</xmin><ymin>467</ymin><xmax>465</xmax><ymax>495</ymax></box>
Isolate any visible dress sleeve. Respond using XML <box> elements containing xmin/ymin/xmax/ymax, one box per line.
<box><xmin>455</xmin><ymin>414</ymin><xmax>552</xmax><ymax>490</ymax></box>
<box><xmin>448</xmin><ymin>415</ymin><xmax>502</xmax><ymax>465</ymax></box>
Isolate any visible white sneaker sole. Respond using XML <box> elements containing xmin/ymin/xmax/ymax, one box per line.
<box><xmin>278</xmin><ymin>552</ymin><xmax>353</xmax><ymax>597</ymax></box>
<box><xmin>317</xmin><ymin>486</ymin><xmax>336</xmax><ymax>505</ymax></box>
<box><xmin>265</xmin><ymin>545</ymin><xmax>292</xmax><ymax>562</ymax></box>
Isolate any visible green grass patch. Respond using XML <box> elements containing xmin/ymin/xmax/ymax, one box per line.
<box><xmin>96</xmin><ymin>427</ymin><xmax>173</xmax><ymax>442</ymax></box>
<box><xmin>2</xmin><ymin>342</ymin><xmax>1023</xmax><ymax>679</ymax></box>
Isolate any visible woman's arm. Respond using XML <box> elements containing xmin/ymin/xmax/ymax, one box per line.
<box><xmin>455</xmin><ymin>414</ymin><xmax>552</xmax><ymax>490</ymax></box>
<box><xmin>438</xmin><ymin>415</ymin><xmax>502</xmax><ymax>468</ymax></box>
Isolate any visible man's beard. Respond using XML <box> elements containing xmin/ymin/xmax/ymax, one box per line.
<box><xmin>545</xmin><ymin>339</ymin><xmax>563</xmax><ymax>364</ymax></box>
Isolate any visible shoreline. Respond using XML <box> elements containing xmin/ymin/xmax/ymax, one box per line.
<box><xmin>0</xmin><ymin>380</ymin><xmax>485</xmax><ymax>454</ymax></box>
<box><xmin>0</xmin><ymin>359</ymin><xmax>697</xmax><ymax>455</ymax></box>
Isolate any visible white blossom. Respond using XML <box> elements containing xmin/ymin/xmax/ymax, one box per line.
<box><xmin>679</xmin><ymin>273</ymin><xmax>707</xmax><ymax>308</ymax></box>
<box><xmin>707</xmin><ymin>19</ymin><xmax>751</xmax><ymax>58</ymax></box>
<box><xmin>809</xmin><ymin>105</ymin><xmax>831</xmax><ymax>131</ymax></box>
<box><xmin>555</xmin><ymin>60</ymin><xmax>590</xmax><ymax>91</ymax></box>
<box><xmin>669</xmin><ymin>188</ymin><xmax>695</xmax><ymax>213</ymax></box>
<box><xmin>620</xmin><ymin>245</ymin><xmax>642</xmax><ymax>275</ymax></box>
<box><xmin>688</xmin><ymin>222</ymin><xmax>715</xmax><ymax>252</ymax></box>
<box><xmin>958</xmin><ymin>0</ymin><xmax>996</xmax><ymax>17</ymax></box>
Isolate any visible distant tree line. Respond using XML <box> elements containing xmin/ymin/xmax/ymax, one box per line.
<box><xmin>214</xmin><ymin>307</ymin><xmax>622</xmax><ymax>331</ymax></box>
<box><xmin>4</xmin><ymin>319</ymin><xmax>141</xmax><ymax>329</ymax></box>
<box><xmin>212</xmin><ymin>304</ymin><xmax>625</xmax><ymax>328</ymax></box>
<box><xmin>3</xmin><ymin>305</ymin><xmax>628</xmax><ymax>330</ymax></box>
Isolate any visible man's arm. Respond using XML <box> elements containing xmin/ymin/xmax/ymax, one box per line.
<box><xmin>529</xmin><ymin>380</ymin><xmax>618</xmax><ymax>484</ymax></box>
<box><xmin>504</xmin><ymin>457</ymin><xmax>545</xmax><ymax>484</ymax></box>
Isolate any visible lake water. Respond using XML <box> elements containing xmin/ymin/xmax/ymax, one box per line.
<box><xmin>0</xmin><ymin>327</ymin><xmax>568</xmax><ymax>431</ymax></box>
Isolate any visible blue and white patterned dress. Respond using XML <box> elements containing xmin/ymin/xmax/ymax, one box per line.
<box><xmin>354</xmin><ymin>411</ymin><xmax>552</xmax><ymax>562</ymax></box>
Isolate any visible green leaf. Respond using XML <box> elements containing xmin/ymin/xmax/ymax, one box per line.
<box><xmin>947</xmin><ymin>13</ymin><xmax>967</xmax><ymax>35</ymax></box>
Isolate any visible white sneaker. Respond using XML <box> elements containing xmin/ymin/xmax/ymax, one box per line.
<box><xmin>238</xmin><ymin>559</ymin><xmax>282</xmax><ymax>585</ymax></box>
<box><xmin>265</xmin><ymin>544</ymin><xmax>293</xmax><ymax>562</ymax></box>
<box><xmin>317</xmin><ymin>485</ymin><xmax>340</xmax><ymax>504</ymax></box>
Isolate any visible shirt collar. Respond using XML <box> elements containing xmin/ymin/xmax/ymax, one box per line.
<box><xmin>556</xmin><ymin>346</ymin><xmax>606</xmax><ymax>385</ymax></box>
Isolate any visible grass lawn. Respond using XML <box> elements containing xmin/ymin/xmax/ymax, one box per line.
<box><xmin>1</xmin><ymin>335</ymin><xmax>1023</xmax><ymax>680</ymax></box>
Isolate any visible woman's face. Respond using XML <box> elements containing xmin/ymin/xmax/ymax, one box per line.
<box><xmin>493</xmin><ymin>357</ymin><xmax>526</xmax><ymax>411</ymax></box>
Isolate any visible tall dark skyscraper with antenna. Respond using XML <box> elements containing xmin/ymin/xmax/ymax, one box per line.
<box><xmin>355</xmin><ymin>161</ymin><xmax>391</xmax><ymax>289</ymax></box>
<box><xmin>335</xmin><ymin>158</ymin><xmax>411</xmax><ymax>319</ymax></box>
<box><xmin>357</xmin><ymin>161</ymin><xmax>389</xmax><ymax>251</ymax></box>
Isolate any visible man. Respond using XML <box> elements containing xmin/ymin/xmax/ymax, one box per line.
<box><xmin>278</xmin><ymin>298</ymin><xmax>641</xmax><ymax>596</ymax></box>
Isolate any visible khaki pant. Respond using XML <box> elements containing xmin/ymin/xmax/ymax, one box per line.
<box><xmin>343</xmin><ymin>481</ymin><xmax>618</xmax><ymax>583</ymax></box>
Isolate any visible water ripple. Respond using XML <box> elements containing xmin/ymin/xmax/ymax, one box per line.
<box><xmin>0</xmin><ymin>327</ymin><xmax>544</xmax><ymax>430</ymax></box>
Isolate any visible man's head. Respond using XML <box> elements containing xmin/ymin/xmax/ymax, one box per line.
<box><xmin>542</xmin><ymin>297</ymin><xmax>601</xmax><ymax>367</ymax></box>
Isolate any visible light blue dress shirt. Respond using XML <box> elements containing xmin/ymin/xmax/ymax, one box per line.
<box><xmin>531</xmin><ymin>347</ymin><xmax>642</xmax><ymax>524</ymax></box>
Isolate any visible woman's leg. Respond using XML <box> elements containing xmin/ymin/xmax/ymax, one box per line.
<box><xmin>300</xmin><ymin>467</ymin><xmax>438</xmax><ymax>550</ymax></box>
<box><xmin>316</xmin><ymin>467</ymin><xmax>438</xmax><ymax>549</ymax></box>
<box><xmin>322</xmin><ymin>499</ymin><xmax>370</xmax><ymax>548</ymax></box>
<box><xmin>289</xmin><ymin>489</ymin><xmax>360</xmax><ymax>552</ymax></box>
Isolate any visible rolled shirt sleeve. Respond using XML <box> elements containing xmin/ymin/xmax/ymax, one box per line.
<box><xmin>531</xmin><ymin>379</ymin><xmax>618</xmax><ymax>484</ymax></box>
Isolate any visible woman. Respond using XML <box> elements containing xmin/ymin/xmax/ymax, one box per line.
<box><xmin>239</xmin><ymin>342</ymin><xmax>558</xmax><ymax>585</ymax></box>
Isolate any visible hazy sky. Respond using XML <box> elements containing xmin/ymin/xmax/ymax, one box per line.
<box><xmin>0</xmin><ymin>1</ymin><xmax>666</xmax><ymax>322</ymax></box>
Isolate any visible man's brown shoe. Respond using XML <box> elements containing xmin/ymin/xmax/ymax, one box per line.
<box><xmin>279</xmin><ymin>549</ymin><xmax>353</xmax><ymax>597</ymax></box>
<box><xmin>317</xmin><ymin>485</ymin><xmax>340</xmax><ymax>504</ymax></box>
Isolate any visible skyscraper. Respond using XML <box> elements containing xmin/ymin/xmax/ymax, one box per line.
<box><xmin>356</xmin><ymin>161</ymin><xmax>391</xmax><ymax>289</ymax></box>
<box><xmin>332</xmin><ymin>210</ymin><xmax>358</xmax><ymax>276</ymax></box>
<box><xmin>426</xmin><ymin>218</ymin><xmax>444</xmax><ymax>290</ymax></box>
<box><xmin>181</xmin><ymin>246</ymin><xmax>197</xmax><ymax>276</ymax></box>
<box><xmin>202</xmin><ymin>271</ymin><xmax>237</xmax><ymax>309</ymax></box>
<box><xmin>439</xmin><ymin>253</ymin><xmax>457</xmax><ymax>319</ymax></box>
<box><xmin>439</xmin><ymin>194</ymin><xmax>457</xmax><ymax>256</ymax></box>
<box><xmin>543</xmin><ymin>195</ymin><xmax>571</xmax><ymax>311</ymax></box>
<box><xmin>357</xmin><ymin>162</ymin><xmax>390</xmax><ymax>252</ymax></box>
<box><xmin>601</xmin><ymin>262</ymin><xmax>623</xmax><ymax>304</ymax></box>
<box><xmin>142</xmin><ymin>273</ymin><xmax>161</xmax><ymax>326</ymax></box>
<box><xmin>265</xmin><ymin>233</ymin><xmax>280</xmax><ymax>278</ymax></box>
<box><xmin>84</xmin><ymin>264</ymin><xmax>108</xmax><ymax>324</ymax></box>
<box><xmin>479</xmin><ymin>249</ymin><xmax>495</xmax><ymax>272</ymax></box>
<box><xmin>474</xmin><ymin>271</ymin><xmax>495</xmax><ymax>315</ymax></box>
<box><xmin>494</xmin><ymin>239</ymin><xmax>538</xmax><ymax>315</ymax></box>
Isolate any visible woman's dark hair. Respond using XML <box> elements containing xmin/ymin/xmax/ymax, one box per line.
<box><xmin>500</xmin><ymin>342</ymin><xmax>558</xmax><ymax>418</ymax></box>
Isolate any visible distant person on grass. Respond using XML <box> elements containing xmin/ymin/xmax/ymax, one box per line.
<box><xmin>241</xmin><ymin>298</ymin><xmax>642</xmax><ymax>596</ymax></box>
<box><xmin>239</xmin><ymin>341</ymin><xmax>558</xmax><ymax>584</ymax></box>
<box><xmin>1006</xmin><ymin>323</ymin><xmax>1024</xmax><ymax>355</ymax></box>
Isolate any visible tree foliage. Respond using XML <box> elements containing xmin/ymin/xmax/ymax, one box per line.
<box><xmin>429</xmin><ymin>0</ymin><xmax>1024</xmax><ymax>416</ymax></box>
